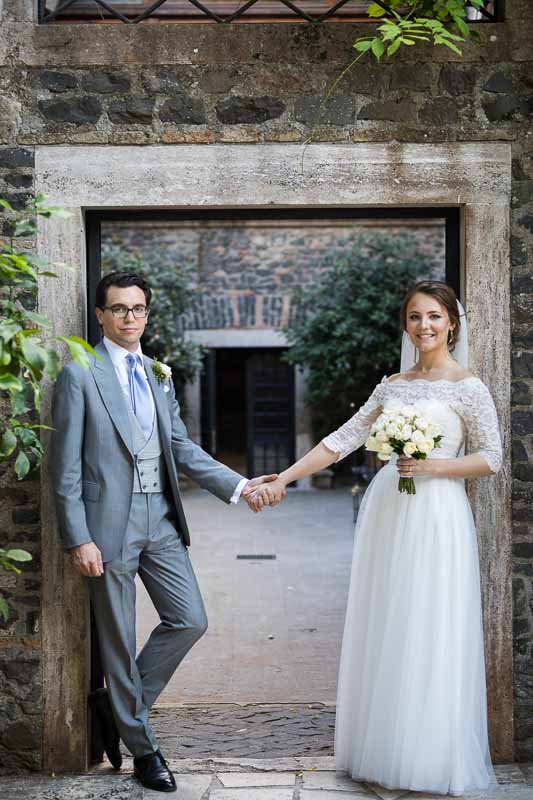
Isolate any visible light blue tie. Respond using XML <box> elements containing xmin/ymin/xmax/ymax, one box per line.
<box><xmin>125</xmin><ymin>354</ymin><xmax>153</xmax><ymax>440</ymax></box>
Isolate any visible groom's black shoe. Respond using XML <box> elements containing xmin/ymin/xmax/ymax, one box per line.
<box><xmin>89</xmin><ymin>688</ymin><xmax>122</xmax><ymax>770</ymax></box>
<box><xmin>134</xmin><ymin>749</ymin><xmax>177</xmax><ymax>792</ymax></box>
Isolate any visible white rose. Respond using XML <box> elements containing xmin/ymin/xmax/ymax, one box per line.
<box><xmin>415</xmin><ymin>417</ymin><xmax>429</xmax><ymax>431</ymax></box>
<box><xmin>386</xmin><ymin>423</ymin><xmax>399</xmax><ymax>437</ymax></box>
<box><xmin>396</xmin><ymin>425</ymin><xmax>413</xmax><ymax>441</ymax></box>
<box><xmin>401</xmin><ymin>405</ymin><xmax>416</xmax><ymax>418</ymax></box>
<box><xmin>376</xmin><ymin>431</ymin><xmax>389</xmax><ymax>443</ymax></box>
<box><xmin>418</xmin><ymin>439</ymin><xmax>434</xmax><ymax>454</ymax></box>
<box><xmin>403</xmin><ymin>442</ymin><xmax>417</xmax><ymax>456</ymax></box>
<box><xmin>395</xmin><ymin>415</ymin><xmax>406</xmax><ymax>426</ymax></box>
<box><xmin>411</xmin><ymin>430</ymin><xmax>425</xmax><ymax>444</ymax></box>
<box><xmin>366</xmin><ymin>436</ymin><xmax>380</xmax><ymax>452</ymax></box>
<box><xmin>378</xmin><ymin>442</ymin><xmax>393</xmax><ymax>455</ymax></box>
<box><xmin>160</xmin><ymin>363</ymin><xmax>172</xmax><ymax>379</ymax></box>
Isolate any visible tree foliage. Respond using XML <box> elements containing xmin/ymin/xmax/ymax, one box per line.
<box><xmin>101</xmin><ymin>239</ymin><xmax>204</xmax><ymax>395</ymax></box>
<box><xmin>0</xmin><ymin>194</ymin><xmax>96</xmax><ymax>480</ymax></box>
<box><xmin>283</xmin><ymin>232</ymin><xmax>429</xmax><ymax>440</ymax></box>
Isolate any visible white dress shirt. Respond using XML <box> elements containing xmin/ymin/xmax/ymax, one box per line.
<box><xmin>102</xmin><ymin>337</ymin><xmax>246</xmax><ymax>504</ymax></box>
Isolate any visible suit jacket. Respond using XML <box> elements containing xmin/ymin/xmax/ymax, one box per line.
<box><xmin>51</xmin><ymin>341</ymin><xmax>244</xmax><ymax>562</ymax></box>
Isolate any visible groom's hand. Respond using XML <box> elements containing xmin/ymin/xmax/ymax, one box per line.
<box><xmin>69</xmin><ymin>542</ymin><xmax>104</xmax><ymax>577</ymax></box>
<box><xmin>241</xmin><ymin>474</ymin><xmax>280</xmax><ymax>513</ymax></box>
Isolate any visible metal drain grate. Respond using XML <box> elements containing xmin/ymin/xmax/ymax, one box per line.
<box><xmin>236</xmin><ymin>554</ymin><xmax>276</xmax><ymax>560</ymax></box>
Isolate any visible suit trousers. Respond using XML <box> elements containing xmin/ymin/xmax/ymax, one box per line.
<box><xmin>87</xmin><ymin>491</ymin><xmax>208</xmax><ymax>757</ymax></box>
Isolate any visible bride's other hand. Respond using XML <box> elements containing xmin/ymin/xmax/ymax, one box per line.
<box><xmin>396</xmin><ymin>456</ymin><xmax>434</xmax><ymax>478</ymax></box>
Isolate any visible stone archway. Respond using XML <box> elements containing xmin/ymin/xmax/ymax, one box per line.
<box><xmin>37</xmin><ymin>142</ymin><xmax>512</xmax><ymax>771</ymax></box>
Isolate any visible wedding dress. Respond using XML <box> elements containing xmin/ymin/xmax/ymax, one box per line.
<box><xmin>322</xmin><ymin>376</ymin><xmax>502</xmax><ymax>796</ymax></box>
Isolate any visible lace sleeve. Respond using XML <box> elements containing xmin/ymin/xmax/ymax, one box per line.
<box><xmin>460</xmin><ymin>379</ymin><xmax>502</xmax><ymax>474</ymax></box>
<box><xmin>322</xmin><ymin>379</ymin><xmax>388</xmax><ymax>462</ymax></box>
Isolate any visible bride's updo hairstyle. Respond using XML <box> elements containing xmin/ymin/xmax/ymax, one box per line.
<box><xmin>400</xmin><ymin>281</ymin><xmax>461</xmax><ymax>353</ymax></box>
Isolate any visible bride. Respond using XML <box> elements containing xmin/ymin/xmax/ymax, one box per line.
<box><xmin>249</xmin><ymin>281</ymin><xmax>501</xmax><ymax>796</ymax></box>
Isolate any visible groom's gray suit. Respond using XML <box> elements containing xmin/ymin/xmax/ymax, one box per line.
<box><xmin>51</xmin><ymin>339</ymin><xmax>244</xmax><ymax>756</ymax></box>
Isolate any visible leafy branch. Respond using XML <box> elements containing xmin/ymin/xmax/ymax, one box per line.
<box><xmin>0</xmin><ymin>194</ymin><xmax>97</xmax><ymax>480</ymax></box>
<box><xmin>0</xmin><ymin>549</ymin><xmax>32</xmax><ymax>622</ymax></box>
<box><xmin>355</xmin><ymin>0</ymin><xmax>485</xmax><ymax>60</ymax></box>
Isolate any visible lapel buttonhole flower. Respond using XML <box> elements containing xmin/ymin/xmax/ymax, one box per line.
<box><xmin>151</xmin><ymin>358</ymin><xmax>172</xmax><ymax>384</ymax></box>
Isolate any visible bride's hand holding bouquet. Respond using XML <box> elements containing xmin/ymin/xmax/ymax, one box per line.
<box><xmin>366</xmin><ymin>406</ymin><xmax>443</xmax><ymax>495</ymax></box>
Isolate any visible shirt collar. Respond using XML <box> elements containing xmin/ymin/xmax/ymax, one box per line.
<box><xmin>103</xmin><ymin>336</ymin><xmax>143</xmax><ymax>368</ymax></box>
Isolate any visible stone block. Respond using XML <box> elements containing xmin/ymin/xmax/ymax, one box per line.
<box><xmin>512</xmin><ymin>439</ymin><xmax>529</xmax><ymax>461</ymax></box>
<box><xmin>513</xmin><ymin>352</ymin><xmax>533</xmax><ymax>379</ymax></box>
<box><xmin>38</xmin><ymin>96</ymin><xmax>102</xmax><ymax>125</ymax></box>
<box><xmin>199</xmin><ymin>68</ymin><xmax>239</xmax><ymax>95</ymax></box>
<box><xmin>0</xmin><ymin>721</ymin><xmax>36</xmax><ymax>750</ymax></box>
<box><xmin>217</xmin><ymin>773</ymin><xmax>295</xmax><ymax>787</ymax></box>
<box><xmin>2</xmin><ymin>173</ymin><xmax>32</xmax><ymax>190</ymax></box>
<box><xmin>419</xmin><ymin>97</ymin><xmax>458</xmax><ymax>126</ymax></box>
<box><xmin>0</xmin><ymin>148</ymin><xmax>33</xmax><ymax>168</ymax></box>
<box><xmin>514</xmin><ymin>463</ymin><xmax>533</xmax><ymax>483</ymax></box>
<box><xmin>161</xmin><ymin>129</ymin><xmax>216</xmax><ymax>144</ymax></box>
<box><xmin>514</xmin><ymin>578</ymin><xmax>528</xmax><ymax>616</ymax></box>
<box><xmin>302</xmin><ymin>771</ymin><xmax>372</xmax><ymax>793</ymax></box>
<box><xmin>483</xmin><ymin>71</ymin><xmax>514</xmax><ymax>94</ymax></box>
<box><xmin>12</xmin><ymin>507</ymin><xmax>39</xmax><ymax>525</ymax></box>
<box><xmin>210</xmin><ymin>791</ymin><xmax>293</xmax><ymax>800</ymax></box>
<box><xmin>511</xmin><ymin>236</ymin><xmax>528</xmax><ymax>267</ymax></box>
<box><xmin>514</xmin><ymin>542</ymin><xmax>533</xmax><ymax>559</ymax></box>
<box><xmin>159</xmin><ymin>96</ymin><xmax>206</xmax><ymax>125</ymax></box>
<box><xmin>293</xmin><ymin>95</ymin><xmax>355</xmax><ymax>126</ymax></box>
<box><xmin>512</xmin><ymin>181</ymin><xmax>533</xmax><ymax>209</ymax></box>
<box><xmin>513</xmin><ymin>411</ymin><xmax>533</xmax><ymax>436</ymax></box>
<box><xmin>344</xmin><ymin>65</ymin><xmax>389</xmax><ymax>95</ymax></box>
<box><xmin>108</xmin><ymin>97</ymin><xmax>154</xmax><ymax>125</ymax></box>
<box><xmin>141</xmin><ymin>67</ymin><xmax>190</xmax><ymax>94</ymax></box>
<box><xmin>512</xmin><ymin>381</ymin><xmax>533</xmax><ymax>405</ymax></box>
<box><xmin>513</xmin><ymin>273</ymin><xmax>533</xmax><ymax>295</ymax></box>
<box><xmin>512</xmin><ymin>294</ymin><xmax>533</xmax><ymax>325</ymax></box>
<box><xmin>216</xmin><ymin>96</ymin><xmax>285</xmax><ymax>125</ymax></box>
<box><xmin>439</xmin><ymin>66</ymin><xmax>477</xmax><ymax>96</ymax></box>
<box><xmin>518</xmin><ymin>213</ymin><xmax>533</xmax><ymax>234</ymax></box>
<box><xmin>81</xmin><ymin>71</ymin><xmax>131</xmax><ymax>94</ymax></box>
<box><xmin>358</xmin><ymin>98</ymin><xmax>416</xmax><ymax>123</ymax></box>
<box><xmin>390</xmin><ymin>65</ymin><xmax>432</xmax><ymax>92</ymax></box>
<box><xmin>38</xmin><ymin>71</ymin><xmax>77</xmax><ymax>93</ymax></box>
<box><xmin>482</xmin><ymin>95</ymin><xmax>524</xmax><ymax>122</ymax></box>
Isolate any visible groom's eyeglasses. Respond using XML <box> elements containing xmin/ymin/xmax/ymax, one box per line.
<box><xmin>102</xmin><ymin>305</ymin><xmax>150</xmax><ymax>319</ymax></box>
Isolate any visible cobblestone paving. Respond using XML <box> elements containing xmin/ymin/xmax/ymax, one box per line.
<box><xmin>148</xmin><ymin>703</ymin><xmax>336</xmax><ymax>759</ymax></box>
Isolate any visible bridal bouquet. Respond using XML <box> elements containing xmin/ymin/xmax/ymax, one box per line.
<box><xmin>365</xmin><ymin>406</ymin><xmax>443</xmax><ymax>495</ymax></box>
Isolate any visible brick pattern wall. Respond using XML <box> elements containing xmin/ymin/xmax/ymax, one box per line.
<box><xmin>0</xmin><ymin>0</ymin><xmax>531</xmax><ymax>768</ymax></box>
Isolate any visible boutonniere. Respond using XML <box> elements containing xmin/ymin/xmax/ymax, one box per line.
<box><xmin>151</xmin><ymin>358</ymin><xmax>172</xmax><ymax>385</ymax></box>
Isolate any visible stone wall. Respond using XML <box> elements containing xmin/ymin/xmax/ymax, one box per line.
<box><xmin>0</xmin><ymin>0</ymin><xmax>531</xmax><ymax>770</ymax></box>
<box><xmin>102</xmin><ymin>221</ymin><xmax>445</xmax><ymax>330</ymax></box>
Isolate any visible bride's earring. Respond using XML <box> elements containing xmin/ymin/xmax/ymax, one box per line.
<box><xmin>447</xmin><ymin>328</ymin><xmax>455</xmax><ymax>347</ymax></box>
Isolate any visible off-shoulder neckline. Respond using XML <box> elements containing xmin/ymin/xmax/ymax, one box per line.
<box><xmin>384</xmin><ymin>376</ymin><xmax>480</xmax><ymax>386</ymax></box>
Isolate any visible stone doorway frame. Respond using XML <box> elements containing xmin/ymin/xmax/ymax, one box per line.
<box><xmin>36</xmin><ymin>142</ymin><xmax>512</xmax><ymax>772</ymax></box>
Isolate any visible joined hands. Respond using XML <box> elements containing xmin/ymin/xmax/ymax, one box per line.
<box><xmin>242</xmin><ymin>476</ymin><xmax>287</xmax><ymax>513</ymax></box>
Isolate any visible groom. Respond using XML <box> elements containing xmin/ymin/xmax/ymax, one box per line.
<box><xmin>51</xmin><ymin>271</ymin><xmax>277</xmax><ymax>792</ymax></box>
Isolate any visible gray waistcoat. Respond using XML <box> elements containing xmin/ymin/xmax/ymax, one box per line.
<box><xmin>127</xmin><ymin>404</ymin><xmax>167</xmax><ymax>493</ymax></box>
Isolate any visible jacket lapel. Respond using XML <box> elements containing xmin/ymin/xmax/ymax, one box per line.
<box><xmin>144</xmin><ymin>356</ymin><xmax>171</xmax><ymax>444</ymax></box>
<box><xmin>91</xmin><ymin>341</ymin><xmax>134</xmax><ymax>456</ymax></box>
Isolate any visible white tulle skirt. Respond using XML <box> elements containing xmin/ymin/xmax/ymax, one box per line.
<box><xmin>334</xmin><ymin>462</ymin><xmax>495</xmax><ymax>796</ymax></box>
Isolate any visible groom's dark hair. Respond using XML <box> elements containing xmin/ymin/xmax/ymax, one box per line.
<box><xmin>95</xmin><ymin>272</ymin><xmax>152</xmax><ymax>309</ymax></box>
